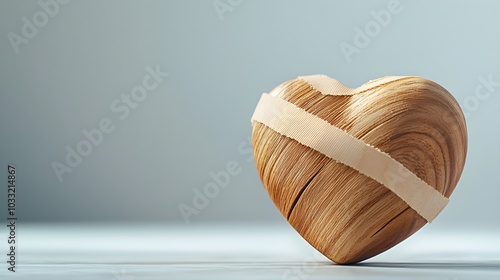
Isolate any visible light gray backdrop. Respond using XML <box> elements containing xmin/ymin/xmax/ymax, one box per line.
<box><xmin>0</xmin><ymin>0</ymin><xmax>499</xmax><ymax>230</ymax></box>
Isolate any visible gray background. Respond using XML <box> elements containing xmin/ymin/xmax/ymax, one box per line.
<box><xmin>0</xmin><ymin>0</ymin><xmax>499</xmax><ymax>230</ymax></box>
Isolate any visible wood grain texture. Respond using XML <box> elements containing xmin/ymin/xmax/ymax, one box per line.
<box><xmin>251</xmin><ymin>76</ymin><xmax>467</xmax><ymax>264</ymax></box>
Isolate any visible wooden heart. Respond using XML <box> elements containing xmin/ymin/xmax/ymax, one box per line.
<box><xmin>251</xmin><ymin>75</ymin><xmax>467</xmax><ymax>264</ymax></box>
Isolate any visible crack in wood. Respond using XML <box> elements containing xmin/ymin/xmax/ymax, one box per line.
<box><xmin>371</xmin><ymin>206</ymin><xmax>411</xmax><ymax>238</ymax></box>
<box><xmin>287</xmin><ymin>167</ymin><xmax>323</xmax><ymax>219</ymax></box>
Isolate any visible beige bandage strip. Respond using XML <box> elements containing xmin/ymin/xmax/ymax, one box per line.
<box><xmin>251</xmin><ymin>94</ymin><xmax>448</xmax><ymax>222</ymax></box>
<box><xmin>298</xmin><ymin>75</ymin><xmax>414</xmax><ymax>96</ymax></box>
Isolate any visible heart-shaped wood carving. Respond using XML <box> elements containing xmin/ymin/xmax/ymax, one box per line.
<box><xmin>251</xmin><ymin>75</ymin><xmax>467</xmax><ymax>264</ymax></box>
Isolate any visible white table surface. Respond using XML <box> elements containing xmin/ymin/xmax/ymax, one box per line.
<box><xmin>1</xmin><ymin>223</ymin><xmax>499</xmax><ymax>279</ymax></box>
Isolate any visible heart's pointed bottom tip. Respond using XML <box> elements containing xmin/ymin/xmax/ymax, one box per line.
<box><xmin>329</xmin><ymin>255</ymin><xmax>368</xmax><ymax>265</ymax></box>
